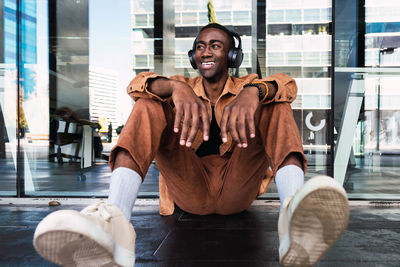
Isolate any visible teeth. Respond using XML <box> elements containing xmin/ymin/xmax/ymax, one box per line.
<box><xmin>202</xmin><ymin>62</ymin><xmax>215</xmax><ymax>66</ymax></box>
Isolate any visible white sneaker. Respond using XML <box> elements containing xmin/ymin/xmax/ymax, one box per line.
<box><xmin>278</xmin><ymin>175</ymin><xmax>350</xmax><ymax>267</ymax></box>
<box><xmin>33</xmin><ymin>201</ymin><xmax>136</xmax><ymax>267</ymax></box>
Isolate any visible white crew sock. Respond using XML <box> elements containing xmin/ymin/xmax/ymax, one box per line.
<box><xmin>275</xmin><ymin>164</ymin><xmax>304</xmax><ymax>212</ymax></box>
<box><xmin>107</xmin><ymin>167</ymin><xmax>142</xmax><ymax>220</ymax></box>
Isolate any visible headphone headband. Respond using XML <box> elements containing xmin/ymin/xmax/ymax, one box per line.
<box><xmin>230</xmin><ymin>31</ymin><xmax>242</xmax><ymax>50</ymax></box>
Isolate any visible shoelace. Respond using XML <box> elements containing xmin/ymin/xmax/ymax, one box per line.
<box><xmin>82</xmin><ymin>201</ymin><xmax>112</xmax><ymax>222</ymax></box>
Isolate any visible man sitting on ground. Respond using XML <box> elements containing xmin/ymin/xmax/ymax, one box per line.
<box><xmin>33</xmin><ymin>23</ymin><xmax>349</xmax><ymax>267</ymax></box>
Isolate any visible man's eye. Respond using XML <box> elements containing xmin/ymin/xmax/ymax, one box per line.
<box><xmin>212</xmin><ymin>44</ymin><xmax>220</xmax><ymax>49</ymax></box>
<box><xmin>196</xmin><ymin>45</ymin><xmax>204</xmax><ymax>50</ymax></box>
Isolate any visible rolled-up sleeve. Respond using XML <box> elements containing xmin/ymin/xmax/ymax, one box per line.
<box><xmin>257</xmin><ymin>73</ymin><xmax>298</xmax><ymax>104</ymax></box>
<box><xmin>126</xmin><ymin>71</ymin><xmax>169</xmax><ymax>102</ymax></box>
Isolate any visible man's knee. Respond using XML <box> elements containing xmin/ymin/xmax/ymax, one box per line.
<box><xmin>257</xmin><ymin>102</ymin><xmax>298</xmax><ymax>137</ymax></box>
<box><xmin>133</xmin><ymin>98</ymin><xmax>164</xmax><ymax>114</ymax></box>
<box><xmin>131</xmin><ymin>98</ymin><xmax>173</xmax><ymax>127</ymax></box>
<box><xmin>258</xmin><ymin>102</ymin><xmax>292</xmax><ymax>117</ymax></box>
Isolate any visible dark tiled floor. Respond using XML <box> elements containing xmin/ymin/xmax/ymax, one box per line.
<box><xmin>0</xmin><ymin>203</ymin><xmax>400</xmax><ymax>266</ymax></box>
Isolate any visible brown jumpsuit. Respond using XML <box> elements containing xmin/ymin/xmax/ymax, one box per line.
<box><xmin>109</xmin><ymin>72</ymin><xmax>306</xmax><ymax>215</ymax></box>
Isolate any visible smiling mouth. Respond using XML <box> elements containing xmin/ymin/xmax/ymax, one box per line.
<box><xmin>201</xmin><ymin>62</ymin><xmax>215</xmax><ymax>69</ymax></box>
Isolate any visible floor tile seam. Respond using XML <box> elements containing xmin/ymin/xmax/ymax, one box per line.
<box><xmin>135</xmin><ymin>259</ymin><xmax>280</xmax><ymax>262</ymax></box>
<box><xmin>152</xmin><ymin>230</ymin><xmax>172</xmax><ymax>256</ymax></box>
<box><xmin>319</xmin><ymin>260</ymin><xmax>400</xmax><ymax>262</ymax></box>
<box><xmin>0</xmin><ymin>225</ymin><xmax>30</xmax><ymax>228</ymax></box>
<box><xmin>346</xmin><ymin>226</ymin><xmax>400</xmax><ymax>229</ymax></box>
<box><xmin>159</xmin><ymin>225</ymin><xmax>278</xmax><ymax>228</ymax></box>
<box><xmin>3</xmin><ymin>198</ymin><xmax>400</xmax><ymax>209</ymax></box>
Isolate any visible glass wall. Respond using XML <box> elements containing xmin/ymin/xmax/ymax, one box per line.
<box><xmin>333</xmin><ymin>0</ymin><xmax>400</xmax><ymax>197</ymax></box>
<box><xmin>1</xmin><ymin>0</ymin><xmax>18</xmax><ymax>195</ymax></box>
<box><xmin>1</xmin><ymin>0</ymin><xmax>399</xmax><ymax>199</ymax></box>
<box><xmin>131</xmin><ymin>0</ymin><xmax>154</xmax><ymax>72</ymax></box>
<box><xmin>1</xmin><ymin>0</ymin><xmax>135</xmax><ymax>196</ymax></box>
<box><xmin>265</xmin><ymin>0</ymin><xmax>332</xmax><ymax>184</ymax></box>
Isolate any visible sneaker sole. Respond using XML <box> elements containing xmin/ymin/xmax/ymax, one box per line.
<box><xmin>33</xmin><ymin>210</ymin><xmax>135</xmax><ymax>267</ymax></box>
<box><xmin>279</xmin><ymin>175</ymin><xmax>350</xmax><ymax>267</ymax></box>
<box><xmin>35</xmin><ymin>230</ymin><xmax>119</xmax><ymax>267</ymax></box>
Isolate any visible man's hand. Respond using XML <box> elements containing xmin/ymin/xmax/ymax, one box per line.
<box><xmin>171</xmin><ymin>80</ymin><xmax>210</xmax><ymax>147</ymax></box>
<box><xmin>220</xmin><ymin>86</ymin><xmax>259</xmax><ymax>148</ymax></box>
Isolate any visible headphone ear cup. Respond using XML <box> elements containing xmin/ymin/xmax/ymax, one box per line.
<box><xmin>233</xmin><ymin>48</ymin><xmax>243</xmax><ymax>68</ymax></box>
<box><xmin>188</xmin><ymin>49</ymin><xmax>198</xmax><ymax>69</ymax></box>
<box><xmin>227</xmin><ymin>48</ymin><xmax>234</xmax><ymax>68</ymax></box>
<box><xmin>227</xmin><ymin>48</ymin><xmax>243</xmax><ymax>68</ymax></box>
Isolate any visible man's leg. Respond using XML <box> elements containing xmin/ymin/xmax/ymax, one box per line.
<box><xmin>215</xmin><ymin>103</ymin><xmax>307</xmax><ymax>215</ymax></box>
<box><xmin>33</xmin><ymin>99</ymin><xmax>176</xmax><ymax>267</ymax></box>
<box><xmin>107</xmin><ymin>149</ymin><xmax>142</xmax><ymax>220</ymax></box>
<box><xmin>257</xmin><ymin>102</ymin><xmax>305</xmax><ymax>211</ymax></box>
<box><xmin>253</xmin><ymin>103</ymin><xmax>349</xmax><ymax>266</ymax></box>
<box><xmin>277</xmin><ymin>175</ymin><xmax>349</xmax><ymax>267</ymax></box>
<box><xmin>107</xmin><ymin>97</ymin><xmax>211</xmax><ymax>217</ymax></box>
<box><xmin>35</xmin><ymin>97</ymin><xmax>217</xmax><ymax>266</ymax></box>
<box><xmin>275</xmin><ymin>153</ymin><xmax>304</xmax><ymax>212</ymax></box>
<box><xmin>213</xmin><ymin>101</ymin><xmax>316</xmax><ymax>219</ymax></box>
<box><xmin>217</xmin><ymin>102</ymin><xmax>348</xmax><ymax>266</ymax></box>
<box><xmin>109</xmin><ymin>98</ymin><xmax>214</xmax><ymax>215</ymax></box>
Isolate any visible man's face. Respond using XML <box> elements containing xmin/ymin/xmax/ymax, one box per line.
<box><xmin>194</xmin><ymin>28</ymin><xmax>230</xmax><ymax>80</ymax></box>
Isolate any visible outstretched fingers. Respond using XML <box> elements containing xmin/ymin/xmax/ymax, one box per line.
<box><xmin>221</xmin><ymin>106</ymin><xmax>256</xmax><ymax>148</ymax></box>
<box><xmin>174</xmin><ymin>101</ymin><xmax>210</xmax><ymax>147</ymax></box>
<box><xmin>221</xmin><ymin>106</ymin><xmax>241</xmax><ymax>146</ymax></box>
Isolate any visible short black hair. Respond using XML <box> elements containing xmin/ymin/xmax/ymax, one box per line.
<box><xmin>198</xmin><ymin>23</ymin><xmax>235</xmax><ymax>49</ymax></box>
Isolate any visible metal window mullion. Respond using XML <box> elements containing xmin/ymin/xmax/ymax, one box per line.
<box><xmin>16</xmin><ymin>0</ymin><xmax>25</xmax><ymax>197</ymax></box>
<box><xmin>330</xmin><ymin>0</ymin><xmax>335</xmax><ymax>178</ymax></box>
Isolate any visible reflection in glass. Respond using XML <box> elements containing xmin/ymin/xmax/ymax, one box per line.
<box><xmin>334</xmin><ymin>0</ymin><xmax>400</xmax><ymax>196</ymax></box>
<box><xmin>132</xmin><ymin>0</ymin><xmax>154</xmax><ymax>76</ymax></box>
<box><xmin>233</xmin><ymin>11</ymin><xmax>250</xmax><ymax>24</ymax></box>
<box><xmin>1</xmin><ymin>0</ymin><xmax>18</xmax><ymax>195</ymax></box>
<box><xmin>13</xmin><ymin>0</ymin><xmax>135</xmax><ymax>196</ymax></box>
<box><xmin>182</xmin><ymin>12</ymin><xmax>197</xmax><ymax>25</ymax></box>
<box><xmin>304</xmin><ymin>9</ymin><xmax>321</xmax><ymax>22</ymax></box>
<box><xmin>266</xmin><ymin>0</ymin><xmax>332</xmax><ymax>184</ymax></box>
<box><xmin>134</xmin><ymin>14</ymin><xmax>148</xmax><ymax>27</ymax></box>
<box><xmin>286</xmin><ymin>9</ymin><xmax>301</xmax><ymax>23</ymax></box>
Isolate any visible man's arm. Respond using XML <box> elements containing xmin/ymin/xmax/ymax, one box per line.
<box><xmin>147</xmin><ymin>77</ymin><xmax>174</xmax><ymax>99</ymax></box>
<box><xmin>146</xmin><ymin>77</ymin><xmax>278</xmax><ymax>101</ymax></box>
<box><xmin>259</xmin><ymin>73</ymin><xmax>297</xmax><ymax>104</ymax></box>
<box><xmin>254</xmin><ymin>81</ymin><xmax>278</xmax><ymax>102</ymax></box>
<box><xmin>147</xmin><ymin>77</ymin><xmax>210</xmax><ymax>147</ymax></box>
<box><xmin>220</xmin><ymin>75</ymin><xmax>296</xmax><ymax>148</ymax></box>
